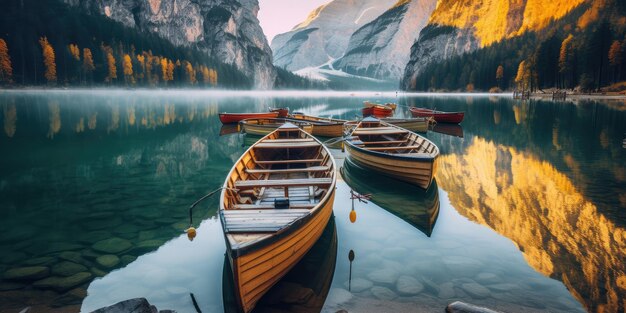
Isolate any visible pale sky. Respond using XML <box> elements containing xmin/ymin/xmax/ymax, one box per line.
<box><xmin>258</xmin><ymin>0</ymin><xmax>331</xmax><ymax>44</ymax></box>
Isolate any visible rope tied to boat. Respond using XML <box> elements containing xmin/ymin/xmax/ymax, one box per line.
<box><xmin>186</xmin><ymin>187</ymin><xmax>239</xmax><ymax>241</ymax></box>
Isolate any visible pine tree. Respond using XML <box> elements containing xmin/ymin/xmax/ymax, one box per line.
<box><xmin>68</xmin><ymin>44</ymin><xmax>80</xmax><ymax>61</ymax></box>
<box><xmin>160</xmin><ymin>57</ymin><xmax>168</xmax><ymax>83</ymax></box>
<box><xmin>184</xmin><ymin>61</ymin><xmax>196</xmax><ymax>84</ymax></box>
<box><xmin>39</xmin><ymin>37</ymin><xmax>57</xmax><ymax>83</ymax></box>
<box><xmin>496</xmin><ymin>65</ymin><xmax>504</xmax><ymax>90</ymax></box>
<box><xmin>608</xmin><ymin>40</ymin><xmax>622</xmax><ymax>83</ymax></box>
<box><xmin>515</xmin><ymin>60</ymin><xmax>531</xmax><ymax>90</ymax></box>
<box><xmin>82</xmin><ymin>48</ymin><xmax>95</xmax><ymax>84</ymax></box>
<box><xmin>0</xmin><ymin>38</ymin><xmax>13</xmax><ymax>83</ymax></box>
<box><xmin>559</xmin><ymin>34</ymin><xmax>574</xmax><ymax>89</ymax></box>
<box><xmin>101</xmin><ymin>45</ymin><xmax>117</xmax><ymax>83</ymax></box>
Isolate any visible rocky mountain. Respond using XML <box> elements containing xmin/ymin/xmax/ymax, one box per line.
<box><xmin>332</xmin><ymin>0</ymin><xmax>437</xmax><ymax>80</ymax></box>
<box><xmin>271</xmin><ymin>0</ymin><xmax>397</xmax><ymax>72</ymax></box>
<box><xmin>401</xmin><ymin>0</ymin><xmax>586</xmax><ymax>89</ymax></box>
<box><xmin>64</xmin><ymin>0</ymin><xmax>275</xmax><ymax>89</ymax></box>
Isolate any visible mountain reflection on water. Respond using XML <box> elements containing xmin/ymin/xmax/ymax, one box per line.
<box><xmin>0</xmin><ymin>90</ymin><xmax>624</xmax><ymax>313</ymax></box>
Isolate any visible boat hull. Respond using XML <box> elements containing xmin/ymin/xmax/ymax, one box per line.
<box><xmin>410</xmin><ymin>108</ymin><xmax>464</xmax><ymax>124</ymax></box>
<box><xmin>345</xmin><ymin>144</ymin><xmax>437</xmax><ymax>189</ymax></box>
<box><xmin>219</xmin><ymin>112</ymin><xmax>279</xmax><ymax>124</ymax></box>
<box><xmin>241</xmin><ymin>121</ymin><xmax>313</xmax><ymax>136</ymax></box>
<box><xmin>288</xmin><ymin>114</ymin><xmax>346</xmax><ymax>137</ymax></box>
<box><xmin>382</xmin><ymin>118</ymin><xmax>429</xmax><ymax>132</ymax></box>
<box><xmin>362</xmin><ymin>106</ymin><xmax>393</xmax><ymax>118</ymax></box>
<box><xmin>227</xmin><ymin>190</ymin><xmax>335</xmax><ymax>313</ymax></box>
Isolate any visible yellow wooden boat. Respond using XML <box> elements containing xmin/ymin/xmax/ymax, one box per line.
<box><xmin>219</xmin><ymin>123</ymin><xmax>336</xmax><ymax>313</ymax></box>
<box><xmin>289</xmin><ymin>113</ymin><xmax>347</xmax><ymax>137</ymax></box>
<box><xmin>344</xmin><ymin>117</ymin><xmax>439</xmax><ymax>189</ymax></box>
<box><xmin>239</xmin><ymin>118</ymin><xmax>313</xmax><ymax>136</ymax></box>
<box><xmin>380</xmin><ymin>117</ymin><xmax>432</xmax><ymax>133</ymax></box>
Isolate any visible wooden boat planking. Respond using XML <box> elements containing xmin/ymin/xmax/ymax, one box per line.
<box><xmin>341</xmin><ymin>158</ymin><xmax>440</xmax><ymax>236</ymax></box>
<box><xmin>363</xmin><ymin>101</ymin><xmax>397</xmax><ymax>110</ymax></box>
<box><xmin>409</xmin><ymin>107</ymin><xmax>465</xmax><ymax>124</ymax></box>
<box><xmin>380</xmin><ymin>117</ymin><xmax>432</xmax><ymax>133</ymax></box>
<box><xmin>362</xmin><ymin>105</ymin><xmax>393</xmax><ymax>118</ymax></box>
<box><xmin>239</xmin><ymin>118</ymin><xmax>313</xmax><ymax>136</ymax></box>
<box><xmin>219</xmin><ymin>123</ymin><xmax>337</xmax><ymax>313</ymax></box>
<box><xmin>344</xmin><ymin>117</ymin><xmax>439</xmax><ymax>189</ymax></box>
<box><xmin>223</xmin><ymin>218</ymin><xmax>338</xmax><ymax>313</ymax></box>
<box><xmin>219</xmin><ymin>112</ymin><xmax>280</xmax><ymax>124</ymax></box>
<box><xmin>269</xmin><ymin>107</ymin><xmax>289</xmax><ymax>118</ymax></box>
<box><xmin>288</xmin><ymin>113</ymin><xmax>347</xmax><ymax>137</ymax></box>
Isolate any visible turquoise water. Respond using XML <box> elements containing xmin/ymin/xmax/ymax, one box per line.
<box><xmin>0</xmin><ymin>90</ymin><xmax>624</xmax><ymax>312</ymax></box>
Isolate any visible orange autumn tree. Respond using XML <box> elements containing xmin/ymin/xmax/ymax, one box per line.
<box><xmin>184</xmin><ymin>61</ymin><xmax>196</xmax><ymax>84</ymax></box>
<box><xmin>559</xmin><ymin>34</ymin><xmax>574</xmax><ymax>88</ymax></box>
<box><xmin>136</xmin><ymin>54</ymin><xmax>146</xmax><ymax>83</ymax></box>
<box><xmin>123</xmin><ymin>54</ymin><xmax>134</xmax><ymax>84</ymax></box>
<box><xmin>160</xmin><ymin>57</ymin><xmax>168</xmax><ymax>83</ymax></box>
<box><xmin>209</xmin><ymin>68</ymin><xmax>218</xmax><ymax>86</ymax></box>
<box><xmin>68</xmin><ymin>44</ymin><xmax>80</xmax><ymax>61</ymax></box>
<box><xmin>83</xmin><ymin>48</ymin><xmax>95</xmax><ymax>83</ymax></box>
<box><xmin>0</xmin><ymin>38</ymin><xmax>12</xmax><ymax>83</ymax></box>
<box><xmin>101</xmin><ymin>44</ymin><xmax>117</xmax><ymax>83</ymax></box>
<box><xmin>39</xmin><ymin>37</ymin><xmax>57</xmax><ymax>83</ymax></box>
<box><xmin>608</xmin><ymin>40</ymin><xmax>622</xmax><ymax>83</ymax></box>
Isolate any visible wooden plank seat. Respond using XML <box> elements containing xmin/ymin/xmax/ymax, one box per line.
<box><xmin>255</xmin><ymin>158</ymin><xmax>324</xmax><ymax>165</ymax></box>
<box><xmin>352</xmin><ymin>128</ymin><xmax>408</xmax><ymax>135</ymax></box>
<box><xmin>255</xmin><ymin>141</ymin><xmax>320</xmax><ymax>149</ymax></box>
<box><xmin>232</xmin><ymin>203</ymin><xmax>316</xmax><ymax>210</ymax></box>
<box><xmin>364</xmin><ymin>145</ymin><xmax>423</xmax><ymax>151</ymax></box>
<box><xmin>260</xmin><ymin>138</ymin><xmax>316</xmax><ymax>143</ymax></box>
<box><xmin>222</xmin><ymin>209</ymin><xmax>310</xmax><ymax>233</ymax></box>
<box><xmin>246</xmin><ymin>166</ymin><xmax>330</xmax><ymax>174</ymax></box>
<box><xmin>235</xmin><ymin>178</ymin><xmax>332</xmax><ymax>189</ymax></box>
<box><xmin>359</xmin><ymin>140</ymin><xmax>407</xmax><ymax>145</ymax></box>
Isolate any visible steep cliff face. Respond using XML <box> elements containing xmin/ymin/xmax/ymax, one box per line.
<box><xmin>65</xmin><ymin>0</ymin><xmax>275</xmax><ymax>89</ymax></box>
<box><xmin>401</xmin><ymin>0</ymin><xmax>586</xmax><ymax>89</ymax></box>
<box><xmin>332</xmin><ymin>0</ymin><xmax>437</xmax><ymax>80</ymax></box>
<box><xmin>271</xmin><ymin>0</ymin><xmax>397</xmax><ymax>71</ymax></box>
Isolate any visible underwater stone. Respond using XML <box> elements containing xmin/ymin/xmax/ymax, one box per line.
<box><xmin>52</xmin><ymin>261</ymin><xmax>88</xmax><ymax>277</ymax></box>
<box><xmin>33</xmin><ymin>272</ymin><xmax>92</xmax><ymax>291</ymax></box>
<box><xmin>3</xmin><ymin>266</ymin><xmax>50</xmax><ymax>281</ymax></box>
<box><xmin>460</xmin><ymin>282</ymin><xmax>491</xmax><ymax>299</ymax></box>
<box><xmin>367</xmin><ymin>268</ymin><xmax>400</xmax><ymax>285</ymax></box>
<box><xmin>370</xmin><ymin>286</ymin><xmax>398</xmax><ymax>300</ymax></box>
<box><xmin>438</xmin><ymin>282</ymin><xmax>455</xmax><ymax>299</ymax></box>
<box><xmin>59</xmin><ymin>251</ymin><xmax>84</xmax><ymax>263</ymax></box>
<box><xmin>92</xmin><ymin>238</ymin><xmax>132</xmax><ymax>254</ymax></box>
<box><xmin>475</xmin><ymin>272</ymin><xmax>501</xmax><ymax>284</ymax></box>
<box><xmin>96</xmin><ymin>255</ymin><xmax>120</xmax><ymax>268</ymax></box>
<box><xmin>120</xmin><ymin>255</ymin><xmax>137</xmax><ymax>265</ymax></box>
<box><xmin>326</xmin><ymin>288</ymin><xmax>353</xmax><ymax>306</ymax></box>
<box><xmin>53</xmin><ymin>287</ymin><xmax>87</xmax><ymax>307</ymax></box>
<box><xmin>23</xmin><ymin>256</ymin><xmax>55</xmax><ymax>266</ymax></box>
<box><xmin>446</xmin><ymin>301</ymin><xmax>503</xmax><ymax>313</ymax></box>
<box><xmin>0</xmin><ymin>281</ymin><xmax>27</xmax><ymax>291</ymax></box>
<box><xmin>133</xmin><ymin>240</ymin><xmax>163</xmax><ymax>254</ymax></box>
<box><xmin>344</xmin><ymin>278</ymin><xmax>373</xmax><ymax>292</ymax></box>
<box><xmin>396</xmin><ymin>276</ymin><xmax>424</xmax><ymax>295</ymax></box>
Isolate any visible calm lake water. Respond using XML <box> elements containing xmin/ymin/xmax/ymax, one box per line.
<box><xmin>0</xmin><ymin>90</ymin><xmax>625</xmax><ymax>313</ymax></box>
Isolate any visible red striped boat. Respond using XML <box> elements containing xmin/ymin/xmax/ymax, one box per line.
<box><xmin>409</xmin><ymin>107</ymin><xmax>464</xmax><ymax>124</ymax></box>
<box><xmin>219</xmin><ymin>112</ymin><xmax>279</xmax><ymax>124</ymax></box>
<box><xmin>362</xmin><ymin>105</ymin><xmax>393</xmax><ymax>118</ymax></box>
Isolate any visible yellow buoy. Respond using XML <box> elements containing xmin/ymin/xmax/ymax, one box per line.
<box><xmin>186</xmin><ymin>227</ymin><xmax>197</xmax><ymax>241</ymax></box>
<box><xmin>349</xmin><ymin>209</ymin><xmax>357</xmax><ymax>223</ymax></box>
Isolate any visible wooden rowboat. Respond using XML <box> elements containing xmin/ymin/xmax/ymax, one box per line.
<box><xmin>362</xmin><ymin>105</ymin><xmax>393</xmax><ymax>118</ymax></box>
<box><xmin>409</xmin><ymin>107</ymin><xmax>464</xmax><ymax>124</ymax></box>
<box><xmin>380</xmin><ymin>117</ymin><xmax>431</xmax><ymax>133</ymax></box>
<box><xmin>239</xmin><ymin>118</ymin><xmax>313</xmax><ymax>136</ymax></box>
<box><xmin>289</xmin><ymin>113</ymin><xmax>347</xmax><ymax>137</ymax></box>
<box><xmin>219</xmin><ymin>112</ymin><xmax>279</xmax><ymax>124</ymax></box>
<box><xmin>219</xmin><ymin>123</ymin><xmax>336</xmax><ymax>313</ymax></box>
<box><xmin>364</xmin><ymin>101</ymin><xmax>397</xmax><ymax>110</ymax></box>
<box><xmin>344</xmin><ymin>117</ymin><xmax>439</xmax><ymax>189</ymax></box>
<box><xmin>341</xmin><ymin>158</ymin><xmax>440</xmax><ymax>236</ymax></box>
<box><xmin>269</xmin><ymin>107</ymin><xmax>289</xmax><ymax>118</ymax></box>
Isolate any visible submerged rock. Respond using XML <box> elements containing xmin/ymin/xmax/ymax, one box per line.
<box><xmin>120</xmin><ymin>255</ymin><xmax>137</xmax><ymax>266</ymax></box>
<box><xmin>92</xmin><ymin>238</ymin><xmax>132</xmax><ymax>254</ymax></box>
<box><xmin>23</xmin><ymin>256</ymin><xmax>55</xmax><ymax>266</ymax></box>
<box><xmin>52</xmin><ymin>261</ymin><xmax>88</xmax><ymax>277</ymax></box>
<box><xmin>34</xmin><ymin>272</ymin><xmax>92</xmax><ymax>291</ymax></box>
<box><xmin>460</xmin><ymin>282</ymin><xmax>491</xmax><ymax>299</ymax></box>
<box><xmin>3</xmin><ymin>266</ymin><xmax>50</xmax><ymax>281</ymax></box>
<box><xmin>438</xmin><ymin>282</ymin><xmax>456</xmax><ymax>299</ymax></box>
<box><xmin>367</xmin><ymin>268</ymin><xmax>400</xmax><ymax>285</ymax></box>
<box><xmin>396</xmin><ymin>276</ymin><xmax>424</xmax><ymax>295</ymax></box>
<box><xmin>96</xmin><ymin>255</ymin><xmax>120</xmax><ymax>269</ymax></box>
<box><xmin>474</xmin><ymin>272</ymin><xmax>501</xmax><ymax>284</ymax></box>
<box><xmin>370</xmin><ymin>286</ymin><xmax>398</xmax><ymax>300</ymax></box>
<box><xmin>0</xmin><ymin>281</ymin><xmax>26</xmax><ymax>291</ymax></box>
<box><xmin>90</xmin><ymin>298</ymin><xmax>153</xmax><ymax>313</ymax></box>
<box><xmin>58</xmin><ymin>251</ymin><xmax>84</xmax><ymax>264</ymax></box>
<box><xmin>53</xmin><ymin>287</ymin><xmax>87</xmax><ymax>307</ymax></box>
<box><xmin>326</xmin><ymin>288</ymin><xmax>353</xmax><ymax>306</ymax></box>
<box><xmin>344</xmin><ymin>278</ymin><xmax>373</xmax><ymax>293</ymax></box>
<box><xmin>446</xmin><ymin>301</ymin><xmax>503</xmax><ymax>313</ymax></box>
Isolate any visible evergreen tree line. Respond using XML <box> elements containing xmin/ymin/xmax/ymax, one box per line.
<box><xmin>0</xmin><ymin>0</ymin><xmax>252</xmax><ymax>88</ymax></box>
<box><xmin>408</xmin><ymin>3</ymin><xmax>626</xmax><ymax>92</ymax></box>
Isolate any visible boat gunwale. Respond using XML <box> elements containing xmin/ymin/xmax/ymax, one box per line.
<box><xmin>409</xmin><ymin>107</ymin><xmax>465</xmax><ymax>115</ymax></box>
<box><xmin>218</xmin><ymin>126</ymin><xmax>337</xmax><ymax>259</ymax></box>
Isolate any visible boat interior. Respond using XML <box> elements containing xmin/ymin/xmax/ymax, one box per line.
<box><xmin>348</xmin><ymin>118</ymin><xmax>438</xmax><ymax>156</ymax></box>
<box><xmin>289</xmin><ymin>113</ymin><xmax>346</xmax><ymax>125</ymax></box>
<box><xmin>222</xmin><ymin>124</ymin><xmax>335</xmax><ymax>247</ymax></box>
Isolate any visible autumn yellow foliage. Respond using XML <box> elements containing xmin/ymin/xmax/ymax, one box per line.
<box><xmin>68</xmin><ymin>44</ymin><xmax>80</xmax><ymax>61</ymax></box>
<box><xmin>83</xmin><ymin>48</ymin><xmax>95</xmax><ymax>72</ymax></box>
<box><xmin>0</xmin><ymin>38</ymin><xmax>12</xmax><ymax>83</ymax></box>
<box><xmin>184</xmin><ymin>61</ymin><xmax>196</xmax><ymax>84</ymax></box>
<box><xmin>123</xmin><ymin>54</ymin><xmax>133</xmax><ymax>76</ymax></box>
<box><xmin>39</xmin><ymin>37</ymin><xmax>57</xmax><ymax>83</ymax></box>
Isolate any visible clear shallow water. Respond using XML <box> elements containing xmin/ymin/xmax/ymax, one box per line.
<box><xmin>0</xmin><ymin>90</ymin><xmax>624</xmax><ymax>312</ymax></box>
